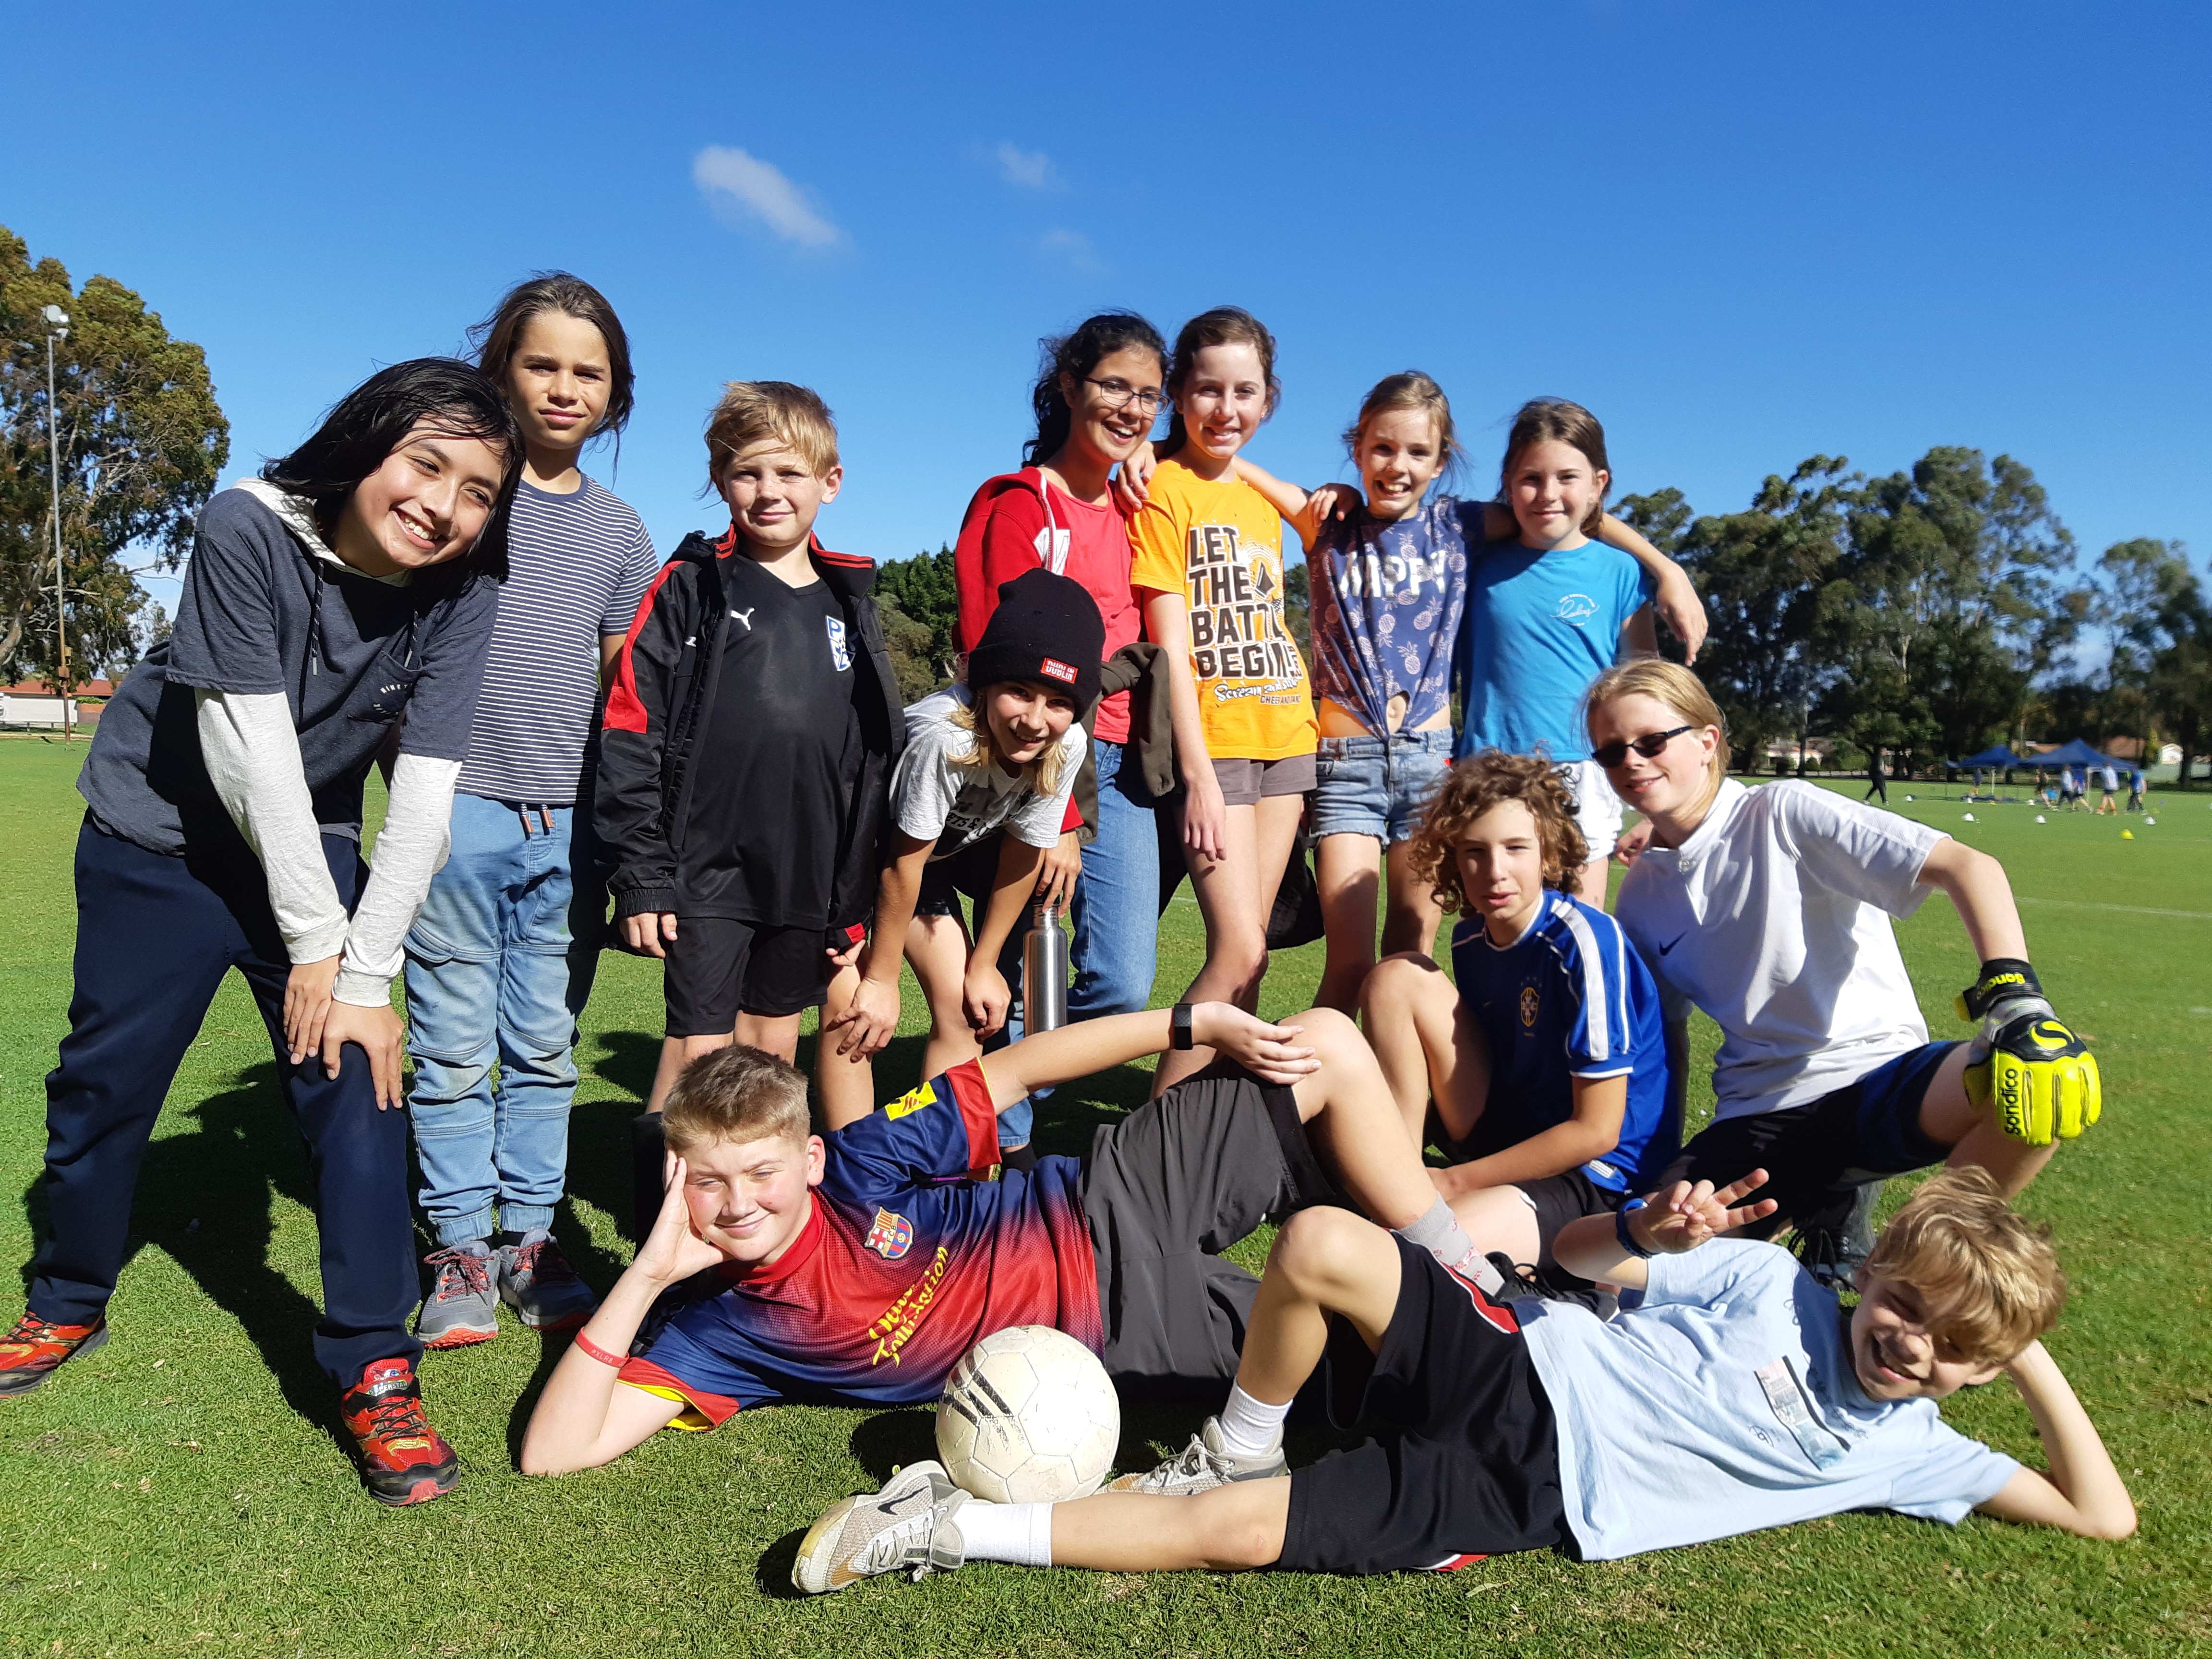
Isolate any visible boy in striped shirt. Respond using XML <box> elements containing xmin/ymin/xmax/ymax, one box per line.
<box><xmin>403</xmin><ymin>276</ymin><xmax>661</xmax><ymax>1347</ymax></box>
<box><xmin>1361</xmin><ymin>751</ymin><xmax>1677</xmax><ymax>1287</ymax></box>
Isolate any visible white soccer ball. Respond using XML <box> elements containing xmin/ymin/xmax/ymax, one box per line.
<box><xmin>937</xmin><ymin>1325</ymin><xmax>1120</xmax><ymax>1503</ymax></box>
<box><xmin>1903</xmin><ymin>793</ymin><xmax>1915</xmax><ymax>801</ymax></box>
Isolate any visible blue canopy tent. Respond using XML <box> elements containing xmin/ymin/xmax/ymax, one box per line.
<box><xmin>2034</xmin><ymin>739</ymin><xmax>2128</xmax><ymax>771</ymax></box>
<box><xmin>1946</xmin><ymin>745</ymin><xmax>2028</xmax><ymax>769</ymax></box>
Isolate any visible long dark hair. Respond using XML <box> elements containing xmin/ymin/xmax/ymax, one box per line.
<box><xmin>469</xmin><ymin>271</ymin><xmax>637</xmax><ymax>457</ymax></box>
<box><xmin>1160</xmin><ymin>306</ymin><xmax>1280</xmax><ymax>461</ymax></box>
<box><xmin>262</xmin><ymin>358</ymin><xmax>523</xmax><ymax>584</ymax></box>
<box><xmin>1022</xmin><ymin>311</ymin><xmax>1167</xmax><ymax>467</ymax></box>
<box><xmin>1499</xmin><ymin>397</ymin><xmax>1610</xmax><ymax>535</ymax></box>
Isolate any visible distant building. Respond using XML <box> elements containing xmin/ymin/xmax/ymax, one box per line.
<box><xmin>0</xmin><ymin>679</ymin><xmax>115</xmax><ymax>730</ymax></box>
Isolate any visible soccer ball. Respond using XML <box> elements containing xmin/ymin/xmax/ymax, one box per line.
<box><xmin>936</xmin><ymin>1325</ymin><xmax>1120</xmax><ymax>1503</ymax></box>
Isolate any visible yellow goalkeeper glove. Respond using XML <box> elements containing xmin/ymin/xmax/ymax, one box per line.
<box><xmin>1957</xmin><ymin>959</ymin><xmax>2102</xmax><ymax>1145</ymax></box>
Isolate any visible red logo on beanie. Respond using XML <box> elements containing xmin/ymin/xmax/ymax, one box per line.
<box><xmin>1040</xmin><ymin>659</ymin><xmax>1077</xmax><ymax>683</ymax></box>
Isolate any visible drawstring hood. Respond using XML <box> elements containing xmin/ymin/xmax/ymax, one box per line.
<box><xmin>233</xmin><ymin>476</ymin><xmax>411</xmax><ymax>697</ymax></box>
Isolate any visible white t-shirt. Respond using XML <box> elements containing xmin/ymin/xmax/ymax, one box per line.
<box><xmin>1616</xmin><ymin>779</ymin><xmax>1945</xmax><ymax>1118</ymax></box>
<box><xmin>893</xmin><ymin>684</ymin><xmax>1084</xmax><ymax>861</ymax></box>
<box><xmin>1518</xmin><ymin>1240</ymin><xmax>2018</xmax><ymax>1561</ymax></box>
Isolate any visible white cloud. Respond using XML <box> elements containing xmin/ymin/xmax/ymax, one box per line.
<box><xmin>1037</xmin><ymin>228</ymin><xmax>1103</xmax><ymax>271</ymax></box>
<box><xmin>691</xmin><ymin>145</ymin><xmax>845</xmax><ymax>248</ymax></box>
<box><xmin>995</xmin><ymin>142</ymin><xmax>1059</xmax><ymax>191</ymax></box>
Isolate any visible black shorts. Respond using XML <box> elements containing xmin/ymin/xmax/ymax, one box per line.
<box><xmin>663</xmin><ymin>917</ymin><xmax>840</xmax><ymax>1034</ymax></box>
<box><xmin>1656</xmin><ymin>1041</ymin><xmax>1960</xmax><ymax>1238</ymax></box>
<box><xmin>1279</xmin><ymin>1238</ymin><xmax>1570</xmax><ymax>1574</ymax></box>
<box><xmin>914</xmin><ymin>834</ymin><xmax>1005</xmax><ymax>923</ymax></box>
<box><xmin>1077</xmin><ymin>1062</ymin><xmax>1337</xmax><ymax>1394</ymax></box>
<box><xmin>1517</xmin><ymin>1170</ymin><xmax>1628</xmax><ymax>1270</ymax></box>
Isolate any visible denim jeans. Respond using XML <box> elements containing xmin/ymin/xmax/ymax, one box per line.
<box><xmin>404</xmin><ymin>793</ymin><xmax>601</xmax><ymax>1247</ymax></box>
<box><xmin>992</xmin><ymin>739</ymin><xmax>1162</xmax><ymax>1147</ymax></box>
<box><xmin>1311</xmin><ymin>729</ymin><xmax>1454</xmax><ymax>843</ymax></box>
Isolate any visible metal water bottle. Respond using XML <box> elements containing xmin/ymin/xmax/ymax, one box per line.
<box><xmin>1021</xmin><ymin>896</ymin><xmax>1069</xmax><ymax>1034</ymax></box>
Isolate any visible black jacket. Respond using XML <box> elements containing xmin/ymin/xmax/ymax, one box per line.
<box><xmin>595</xmin><ymin>528</ymin><xmax>905</xmax><ymax>930</ymax></box>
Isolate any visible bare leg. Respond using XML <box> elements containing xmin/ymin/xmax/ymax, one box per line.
<box><xmin>1154</xmin><ymin>804</ymin><xmax>1267</xmax><ymax>1096</ymax></box>
<box><xmin>1915</xmin><ymin>1044</ymin><xmax>2060</xmax><ymax>1196</ymax></box>
<box><xmin>1379</xmin><ymin>838</ymin><xmax>1443</xmax><ymax>963</ymax></box>
<box><xmin>644</xmin><ymin>1030</ymin><xmax>735</xmax><ymax>1114</ymax></box>
<box><xmin>1252</xmin><ymin>793</ymin><xmax>1305</xmax><ymax>945</ymax></box>
<box><xmin>1288</xmin><ymin>1007</ymin><xmax>1459</xmax><ymax>1230</ymax></box>
<box><xmin>1565</xmin><ymin>855</ymin><xmax>1611</xmax><ymax>909</ymax></box>
<box><xmin>906</xmin><ymin>913</ymin><xmax>980</xmax><ymax>1082</ymax></box>
<box><xmin>1358</xmin><ymin>953</ymin><xmax>1489</xmax><ymax>1153</ymax></box>
<box><xmin>1443</xmin><ymin>1185</ymin><xmax>1541</xmax><ymax>1266</ymax></box>
<box><xmin>1045</xmin><ymin>1478</ymin><xmax>1292</xmax><ymax>1572</ymax></box>
<box><xmin>814</xmin><ymin>963</ymin><xmax>875</xmax><ymax>1131</ymax></box>
<box><xmin>1314</xmin><ymin>832</ymin><xmax>1381</xmax><ymax>1014</ymax></box>
<box><xmin>733</xmin><ymin>1010</ymin><xmax>802</xmax><ymax>1063</ymax></box>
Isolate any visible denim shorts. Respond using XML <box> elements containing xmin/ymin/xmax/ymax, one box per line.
<box><xmin>1310</xmin><ymin>729</ymin><xmax>1454</xmax><ymax>843</ymax></box>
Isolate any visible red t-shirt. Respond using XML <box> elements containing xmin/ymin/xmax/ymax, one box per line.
<box><xmin>955</xmin><ymin>472</ymin><xmax>1140</xmax><ymax>745</ymax></box>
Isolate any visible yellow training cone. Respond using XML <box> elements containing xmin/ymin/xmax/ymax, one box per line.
<box><xmin>2121</xmin><ymin>830</ymin><xmax>2135</xmax><ymax>840</ymax></box>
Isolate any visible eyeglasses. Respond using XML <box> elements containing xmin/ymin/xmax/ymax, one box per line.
<box><xmin>1590</xmin><ymin>725</ymin><xmax>1695</xmax><ymax>769</ymax></box>
<box><xmin>1084</xmin><ymin>379</ymin><xmax>1165</xmax><ymax>415</ymax></box>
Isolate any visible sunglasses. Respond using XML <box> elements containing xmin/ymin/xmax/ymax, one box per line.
<box><xmin>1591</xmin><ymin>725</ymin><xmax>1695</xmax><ymax>769</ymax></box>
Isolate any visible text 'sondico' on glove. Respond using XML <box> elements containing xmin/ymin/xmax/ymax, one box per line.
<box><xmin>1956</xmin><ymin>958</ymin><xmax>2102</xmax><ymax>1146</ymax></box>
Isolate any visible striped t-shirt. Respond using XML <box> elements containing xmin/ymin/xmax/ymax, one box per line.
<box><xmin>456</xmin><ymin>474</ymin><xmax>660</xmax><ymax>804</ymax></box>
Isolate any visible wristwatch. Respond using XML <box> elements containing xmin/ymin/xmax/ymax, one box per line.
<box><xmin>1614</xmin><ymin>1198</ymin><xmax>1654</xmax><ymax>1259</ymax></box>
<box><xmin>1170</xmin><ymin>1003</ymin><xmax>1195</xmax><ymax>1051</ymax></box>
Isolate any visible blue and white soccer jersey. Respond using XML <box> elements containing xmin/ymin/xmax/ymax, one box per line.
<box><xmin>1450</xmin><ymin>893</ymin><xmax>1678</xmax><ymax>1191</ymax></box>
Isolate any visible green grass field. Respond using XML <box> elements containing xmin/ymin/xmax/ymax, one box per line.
<box><xmin>1</xmin><ymin>740</ymin><xmax>2207</xmax><ymax>1658</ymax></box>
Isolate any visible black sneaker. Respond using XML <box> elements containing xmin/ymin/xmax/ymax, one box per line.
<box><xmin>1794</xmin><ymin>1181</ymin><xmax>1884</xmax><ymax>1292</ymax></box>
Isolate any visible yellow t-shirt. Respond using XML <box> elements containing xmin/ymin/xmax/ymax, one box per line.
<box><xmin>1129</xmin><ymin>460</ymin><xmax>1317</xmax><ymax>761</ymax></box>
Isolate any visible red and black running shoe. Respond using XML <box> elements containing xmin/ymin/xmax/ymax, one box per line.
<box><xmin>0</xmin><ymin>1312</ymin><xmax>108</xmax><ymax>1397</ymax></box>
<box><xmin>339</xmin><ymin>1357</ymin><xmax>459</xmax><ymax>1506</ymax></box>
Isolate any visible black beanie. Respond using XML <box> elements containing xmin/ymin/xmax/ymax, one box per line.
<box><xmin>966</xmin><ymin>568</ymin><xmax>1105</xmax><ymax>711</ymax></box>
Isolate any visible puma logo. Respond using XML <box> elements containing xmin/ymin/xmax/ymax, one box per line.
<box><xmin>731</xmin><ymin>608</ymin><xmax>756</xmax><ymax>630</ymax></box>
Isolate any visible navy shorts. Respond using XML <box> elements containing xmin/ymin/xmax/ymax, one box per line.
<box><xmin>1656</xmin><ymin>1041</ymin><xmax>1960</xmax><ymax>1236</ymax></box>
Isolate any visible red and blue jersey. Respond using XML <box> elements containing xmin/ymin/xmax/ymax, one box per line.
<box><xmin>618</xmin><ymin>1061</ymin><xmax>1102</xmax><ymax>1425</ymax></box>
<box><xmin>1450</xmin><ymin>893</ymin><xmax>1679</xmax><ymax>1191</ymax></box>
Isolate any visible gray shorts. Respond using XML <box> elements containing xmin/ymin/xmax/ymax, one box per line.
<box><xmin>1210</xmin><ymin>753</ymin><xmax>1318</xmax><ymax>808</ymax></box>
<box><xmin>1078</xmin><ymin>1062</ymin><xmax>1337</xmax><ymax>1393</ymax></box>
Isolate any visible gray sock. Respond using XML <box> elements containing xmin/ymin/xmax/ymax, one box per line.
<box><xmin>1395</xmin><ymin>1196</ymin><xmax>1475</xmax><ymax>1267</ymax></box>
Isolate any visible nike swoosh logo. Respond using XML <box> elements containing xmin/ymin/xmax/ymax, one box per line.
<box><xmin>1658</xmin><ymin>935</ymin><xmax>1687</xmax><ymax>956</ymax></box>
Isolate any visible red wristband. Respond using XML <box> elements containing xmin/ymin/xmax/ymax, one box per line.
<box><xmin>573</xmin><ymin>1330</ymin><xmax>626</xmax><ymax>1368</ymax></box>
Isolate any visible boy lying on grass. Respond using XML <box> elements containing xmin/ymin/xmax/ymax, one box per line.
<box><xmin>796</xmin><ymin>1166</ymin><xmax>2132</xmax><ymax>1589</ymax></box>
<box><xmin>520</xmin><ymin>1001</ymin><xmax>1492</xmax><ymax>1474</ymax></box>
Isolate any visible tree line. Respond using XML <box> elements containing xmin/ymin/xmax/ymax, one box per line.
<box><xmin>1615</xmin><ymin>450</ymin><xmax>2208</xmax><ymax>785</ymax></box>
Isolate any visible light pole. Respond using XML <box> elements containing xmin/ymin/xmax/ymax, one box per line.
<box><xmin>41</xmin><ymin>303</ymin><xmax>73</xmax><ymax>741</ymax></box>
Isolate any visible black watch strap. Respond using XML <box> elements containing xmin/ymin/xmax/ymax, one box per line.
<box><xmin>1171</xmin><ymin>1003</ymin><xmax>1195</xmax><ymax>1051</ymax></box>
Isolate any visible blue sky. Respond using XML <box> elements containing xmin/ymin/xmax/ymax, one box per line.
<box><xmin>6</xmin><ymin>1</ymin><xmax>2207</xmax><ymax>651</ymax></box>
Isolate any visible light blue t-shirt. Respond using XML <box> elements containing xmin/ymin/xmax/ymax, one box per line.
<box><xmin>1453</xmin><ymin>537</ymin><xmax>1654</xmax><ymax>762</ymax></box>
<box><xmin>1518</xmin><ymin>1240</ymin><xmax>2019</xmax><ymax>1561</ymax></box>
<box><xmin>1307</xmin><ymin>495</ymin><xmax>1475</xmax><ymax>734</ymax></box>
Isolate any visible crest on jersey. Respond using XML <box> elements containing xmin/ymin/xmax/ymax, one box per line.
<box><xmin>1554</xmin><ymin>593</ymin><xmax>1599</xmax><ymax>626</ymax></box>
<box><xmin>1520</xmin><ymin>986</ymin><xmax>1541</xmax><ymax>1028</ymax></box>
<box><xmin>865</xmin><ymin>1209</ymin><xmax>914</xmax><ymax>1260</ymax></box>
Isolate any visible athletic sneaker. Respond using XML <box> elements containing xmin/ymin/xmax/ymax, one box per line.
<box><xmin>793</xmin><ymin>1461</ymin><xmax>970</xmax><ymax>1592</ymax></box>
<box><xmin>416</xmin><ymin>1243</ymin><xmax>499</xmax><ymax>1349</ymax></box>
<box><xmin>0</xmin><ymin>1312</ymin><xmax>108</xmax><ymax>1397</ymax></box>
<box><xmin>1795</xmin><ymin>1180</ymin><xmax>1885</xmax><ymax>1292</ymax></box>
<box><xmin>339</xmin><ymin>1358</ymin><xmax>458</xmax><ymax>1507</ymax></box>
<box><xmin>1106</xmin><ymin>1416</ymin><xmax>1287</xmax><ymax>1495</ymax></box>
<box><xmin>495</xmin><ymin>1229</ymin><xmax>598</xmax><ymax>1332</ymax></box>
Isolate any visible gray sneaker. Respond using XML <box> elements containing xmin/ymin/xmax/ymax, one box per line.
<box><xmin>1106</xmin><ymin>1416</ymin><xmax>1287</xmax><ymax>1495</ymax></box>
<box><xmin>495</xmin><ymin>1229</ymin><xmax>598</xmax><ymax>1331</ymax></box>
<box><xmin>793</xmin><ymin>1461</ymin><xmax>970</xmax><ymax>1593</ymax></box>
<box><xmin>417</xmin><ymin>1243</ymin><xmax>499</xmax><ymax>1349</ymax></box>
<box><xmin>1796</xmin><ymin>1180</ymin><xmax>1885</xmax><ymax>1292</ymax></box>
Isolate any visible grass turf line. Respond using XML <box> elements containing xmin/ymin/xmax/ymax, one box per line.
<box><xmin>0</xmin><ymin>739</ymin><xmax>2207</xmax><ymax>1658</ymax></box>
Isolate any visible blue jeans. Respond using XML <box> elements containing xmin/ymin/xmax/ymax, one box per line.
<box><xmin>990</xmin><ymin>739</ymin><xmax>1163</xmax><ymax>1147</ymax></box>
<box><xmin>404</xmin><ymin>794</ymin><xmax>601</xmax><ymax>1247</ymax></box>
<box><xmin>1311</xmin><ymin>729</ymin><xmax>1454</xmax><ymax>843</ymax></box>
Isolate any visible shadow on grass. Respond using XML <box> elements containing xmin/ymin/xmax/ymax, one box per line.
<box><xmin>848</xmin><ymin>1406</ymin><xmax>938</xmax><ymax>1483</ymax></box>
<box><xmin>16</xmin><ymin>1063</ymin><xmax>360</xmax><ymax>1464</ymax></box>
<box><xmin>503</xmin><ymin>1330</ymin><xmax>578</xmax><ymax>1468</ymax></box>
<box><xmin>754</xmin><ymin>1527</ymin><xmax>811</xmax><ymax>1599</ymax></box>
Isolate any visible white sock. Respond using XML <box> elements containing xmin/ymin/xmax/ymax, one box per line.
<box><xmin>1214</xmin><ymin>1383</ymin><xmax>1291</xmax><ymax>1461</ymax></box>
<box><xmin>954</xmin><ymin>1499</ymin><xmax>1054</xmax><ymax>1567</ymax></box>
<box><xmin>1395</xmin><ymin>1196</ymin><xmax>1475</xmax><ymax>1269</ymax></box>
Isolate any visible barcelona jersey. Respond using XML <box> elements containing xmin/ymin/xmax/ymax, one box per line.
<box><xmin>1450</xmin><ymin>893</ymin><xmax>1679</xmax><ymax>1191</ymax></box>
<box><xmin>618</xmin><ymin>1061</ymin><xmax>1102</xmax><ymax>1424</ymax></box>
